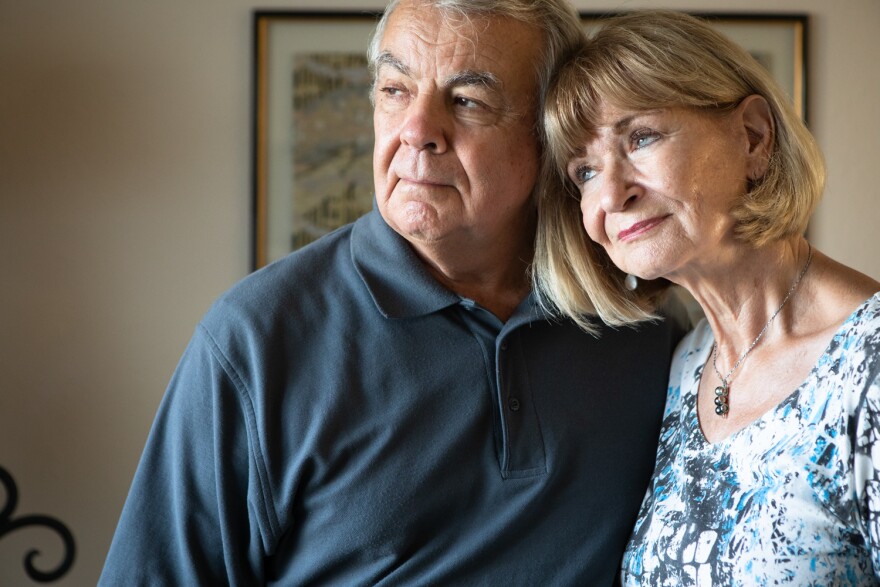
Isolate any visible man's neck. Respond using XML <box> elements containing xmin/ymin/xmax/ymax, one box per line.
<box><xmin>414</xmin><ymin>241</ymin><xmax>534</xmax><ymax>323</ymax></box>
<box><xmin>434</xmin><ymin>265</ymin><xmax>531</xmax><ymax>322</ymax></box>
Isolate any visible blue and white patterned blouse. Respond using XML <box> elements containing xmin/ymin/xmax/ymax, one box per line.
<box><xmin>622</xmin><ymin>292</ymin><xmax>880</xmax><ymax>586</ymax></box>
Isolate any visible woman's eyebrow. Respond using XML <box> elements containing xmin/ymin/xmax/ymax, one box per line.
<box><xmin>611</xmin><ymin>110</ymin><xmax>662</xmax><ymax>132</ymax></box>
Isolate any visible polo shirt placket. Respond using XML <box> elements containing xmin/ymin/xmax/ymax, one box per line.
<box><xmin>456</xmin><ymin>298</ymin><xmax>547</xmax><ymax>479</ymax></box>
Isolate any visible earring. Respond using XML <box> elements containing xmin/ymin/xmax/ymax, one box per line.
<box><xmin>624</xmin><ymin>274</ymin><xmax>638</xmax><ymax>291</ymax></box>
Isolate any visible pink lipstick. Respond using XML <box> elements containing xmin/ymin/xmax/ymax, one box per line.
<box><xmin>617</xmin><ymin>215</ymin><xmax>669</xmax><ymax>241</ymax></box>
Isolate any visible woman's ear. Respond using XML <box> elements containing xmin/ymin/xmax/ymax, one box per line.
<box><xmin>737</xmin><ymin>94</ymin><xmax>775</xmax><ymax>181</ymax></box>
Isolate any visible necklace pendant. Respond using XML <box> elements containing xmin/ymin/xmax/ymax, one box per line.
<box><xmin>708</xmin><ymin>244</ymin><xmax>813</xmax><ymax>422</ymax></box>
<box><xmin>714</xmin><ymin>384</ymin><xmax>729</xmax><ymax>417</ymax></box>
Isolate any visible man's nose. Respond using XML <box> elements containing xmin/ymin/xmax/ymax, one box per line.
<box><xmin>399</xmin><ymin>92</ymin><xmax>449</xmax><ymax>153</ymax></box>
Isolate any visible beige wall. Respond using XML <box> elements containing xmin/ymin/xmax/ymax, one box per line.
<box><xmin>1</xmin><ymin>0</ymin><xmax>877</xmax><ymax>584</ymax></box>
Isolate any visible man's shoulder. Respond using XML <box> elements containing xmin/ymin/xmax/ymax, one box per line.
<box><xmin>203</xmin><ymin>224</ymin><xmax>359</xmax><ymax>332</ymax></box>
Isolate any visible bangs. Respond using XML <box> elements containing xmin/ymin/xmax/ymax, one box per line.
<box><xmin>544</xmin><ymin>61</ymin><xmax>601</xmax><ymax>173</ymax></box>
<box><xmin>544</xmin><ymin>49</ymin><xmax>681</xmax><ymax>174</ymax></box>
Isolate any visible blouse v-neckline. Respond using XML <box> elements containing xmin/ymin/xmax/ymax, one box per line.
<box><xmin>688</xmin><ymin>292</ymin><xmax>880</xmax><ymax>448</ymax></box>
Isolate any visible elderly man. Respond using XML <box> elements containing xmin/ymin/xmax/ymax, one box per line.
<box><xmin>100</xmin><ymin>1</ymin><xmax>686</xmax><ymax>584</ymax></box>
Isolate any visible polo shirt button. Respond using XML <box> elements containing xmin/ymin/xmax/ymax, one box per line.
<box><xmin>508</xmin><ymin>397</ymin><xmax>520</xmax><ymax>412</ymax></box>
<box><xmin>500</xmin><ymin>342</ymin><xmax>508</xmax><ymax>351</ymax></box>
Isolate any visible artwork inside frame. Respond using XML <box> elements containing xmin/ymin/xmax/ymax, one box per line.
<box><xmin>252</xmin><ymin>11</ymin><xmax>809</xmax><ymax>270</ymax></box>
<box><xmin>252</xmin><ymin>11</ymin><xmax>381</xmax><ymax>270</ymax></box>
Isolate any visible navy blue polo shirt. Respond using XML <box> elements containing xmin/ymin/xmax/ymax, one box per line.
<box><xmin>100</xmin><ymin>210</ymin><xmax>686</xmax><ymax>586</ymax></box>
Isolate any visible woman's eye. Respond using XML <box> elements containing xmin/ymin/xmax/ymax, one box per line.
<box><xmin>632</xmin><ymin>130</ymin><xmax>661</xmax><ymax>149</ymax></box>
<box><xmin>570</xmin><ymin>164</ymin><xmax>597</xmax><ymax>184</ymax></box>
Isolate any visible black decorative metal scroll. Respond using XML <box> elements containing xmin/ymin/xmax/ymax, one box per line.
<box><xmin>0</xmin><ymin>465</ymin><xmax>76</xmax><ymax>583</ymax></box>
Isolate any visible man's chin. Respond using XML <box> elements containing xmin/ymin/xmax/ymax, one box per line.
<box><xmin>381</xmin><ymin>202</ymin><xmax>445</xmax><ymax>240</ymax></box>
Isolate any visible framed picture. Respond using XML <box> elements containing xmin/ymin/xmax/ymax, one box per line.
<box><xmin>252</xmin><ymin>11</ymin><xmax>808</xmax><ymax>269</ymax></box>
<box><xmin>252</xmin><ymin>11</ymin><xmax>381</xmax><ymax>269</ymax></box>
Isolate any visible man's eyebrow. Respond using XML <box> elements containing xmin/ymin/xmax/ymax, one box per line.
<box><xmin>375</xmin><ymin>51</ymin><xmax>410</xmax><ymax>76</ymax></box>
<box><xmin>445</xmin><ymin>70</ymin><xmax>500</xmax><ymax>90</ymax></box>
<box><xmin>374</xmin><ymin>51</ymin><xmax>499</xmax><ymax>90</ymax></box>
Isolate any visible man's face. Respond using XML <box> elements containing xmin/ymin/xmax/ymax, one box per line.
<box><xmin>372</xmin><ymin>0</ymin><xmax>543</xmax><ymax>257</ymax></box>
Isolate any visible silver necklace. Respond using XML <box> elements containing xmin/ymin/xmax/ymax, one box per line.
<box><xmin>712</xmin><ymin>243</ymin><xmax>814</xmax><ymax>417</ymax></box>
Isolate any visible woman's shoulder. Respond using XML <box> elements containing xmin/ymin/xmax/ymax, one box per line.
<box><xmin>820</xmin><ymin>290</ymin><xmax>880</xmax><ymax>352</ymax></box>
<box><xmin>812</xmin><ymin>291</ymin><xmax>880</xmax><ymax>408</ymax></box>
<box><xmin>850</xmin><ymin>291</ymin><xmax>880</xmax><ymax>326</ymax></box>
<box><xmin>837</xmin><ymin>292</ymin><xmax>880</xmax><ymax>364</ymax></box>
<box><xmin>808</xmin><ymin>250</ymin><xmax>880</xmax><ymax>327</ymax></box>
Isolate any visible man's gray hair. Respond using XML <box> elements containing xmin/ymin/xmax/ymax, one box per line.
<box><xmin>367</xmin><ymin>0</ymin><xmax>585</xmax><ymax>134</ymax></box>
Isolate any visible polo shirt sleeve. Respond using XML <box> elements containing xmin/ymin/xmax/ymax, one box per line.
<box><xmin>99</xmin><ymin>324</ymin><xmax>275</xmax><ymax>586</ymax></box>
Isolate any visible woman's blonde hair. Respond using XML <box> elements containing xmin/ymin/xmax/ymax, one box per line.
<box><xmin>533</xmin><ymin>10</ymin><xmax>825</xmax><ymax>333</ymax></box>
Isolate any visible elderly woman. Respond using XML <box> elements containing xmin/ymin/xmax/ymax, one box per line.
<box><xmin>534</xmin><ymin>9</ymin><xmax>880</xmax><ymax>585</ymax></box>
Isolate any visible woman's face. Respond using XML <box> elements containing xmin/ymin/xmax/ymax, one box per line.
<box><xmin>566</xmin><ymin>102</ymin><xmax>753</xmax><ymax>284</ymax></box>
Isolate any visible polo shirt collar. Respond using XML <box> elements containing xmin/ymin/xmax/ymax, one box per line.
<box><xmin>351</xmin><ymin>209</ymin><xmax>553</xmax><ymax>325</ymax></box>
<box><xmin>351</xmin><ymin>209</ymin><xmax>461</xmax><ymax>319</ymax></box>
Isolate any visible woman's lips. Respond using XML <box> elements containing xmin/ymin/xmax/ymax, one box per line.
<box><xmin>617</xmin><ymin>215</ymin><xmax>670</xmax><ymax>241</ymax></box>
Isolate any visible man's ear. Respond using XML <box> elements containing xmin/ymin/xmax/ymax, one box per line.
<box><xmin>737</xmin><ymin>94</ymin><xmax>774</xmax><ymax>181</ymax></box>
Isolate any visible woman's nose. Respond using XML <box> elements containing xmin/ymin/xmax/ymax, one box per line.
<box><xmin>597</xmin><ymin>159</ymin><xmax>640</xmax><ymax>213</ymax></box>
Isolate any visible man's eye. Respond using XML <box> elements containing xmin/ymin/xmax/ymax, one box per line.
<box><xmin>380</xmin><ymin>86</ymin><xmax>404</xmax><ymax>97</ymax></box>
<box><xmin>453</xmin><ymin>95</ymin><xmax>482</xmax><ymax>109</ymax></box>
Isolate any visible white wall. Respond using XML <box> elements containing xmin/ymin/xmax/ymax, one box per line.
<box><xmin>0</xmin><ymin>0</ymin><xmax>877</xmax><ymax>584</ymax></box>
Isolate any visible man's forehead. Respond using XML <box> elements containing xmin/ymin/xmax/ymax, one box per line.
<box><xmin>378</xmin><ymin>6</ymin><xmax>540</xmax><ymax>85</ymax></box>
